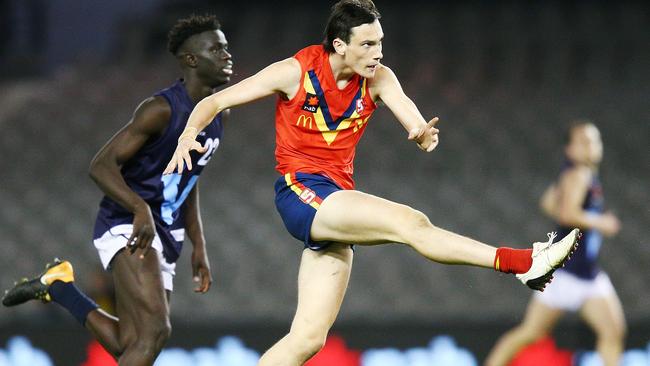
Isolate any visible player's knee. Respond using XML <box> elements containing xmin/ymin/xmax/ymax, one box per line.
<box><xmin>153</xmin><ymin>318</ymin><xmax>172</xmax><ymax>348</ymax></box>
<box><xmin>140</xmin><ymin>301</ymin><xmax>172</xmax><ymax>339</ymax></box>
<box><xmin>289</xmin><ymin>327</ymin><xmax>327</xmax><ymax>358</ymax></box>
<box><xmin>395</xmin><ymin>207</ymin><xmax>432</xmax><ymax>239</ymax></box>
<box><xmin>302</xmin><ymin>333</ymin><xmax>327</xmax><ymax>358</ymax></box>
<box><xmin>410</xmin><ymin>208</ymin><xmax>432</xmax><ymax>230</ymax></box>
<box><xmin>137</xmin><ymin>317</ymin><xmax>172</xmax><ymax>352</ymax></box>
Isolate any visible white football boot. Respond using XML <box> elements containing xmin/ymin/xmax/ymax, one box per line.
<box><xmin>516</xmin><ymin>229</ymin><xmax>580</xmax><ymax>291</ymax></box>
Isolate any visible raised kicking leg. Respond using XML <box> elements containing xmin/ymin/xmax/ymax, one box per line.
<box><xmin>313</xmin><ymin>190</ymin><xmax>496</xmax><ymax>266</ymax></box>
<box><xmin>258</xmin><ymin>244</ymin><xmax>353</xmax><ymax>366</ymax></box>
<box><xmin>256</xmin><ymin>187</ymin><xmax>578</xmax><ymax>366</ymax></box>
<box><xmin>311</xmin><ymin>190</ymin><xmax>578</xmax><ymax>289</ymax></box>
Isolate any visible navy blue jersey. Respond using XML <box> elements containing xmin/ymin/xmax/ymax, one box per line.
<box><xmin>93</xmin><ymin>80</ymin><xmax>223</xmax><ymax>263</ymax></box>
<box><xmin>557</xmin><ymin>162</ymin><xmax>604</xmax><ymax>279</ymax></box>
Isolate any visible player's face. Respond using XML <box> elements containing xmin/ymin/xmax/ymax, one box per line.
<box><xmin>568</xmin><ymin>124</ymin><xmax>603</xmax><ymax>165</ymax></box>
<box><xmin>343</xmin><ymin>20</ymin><xmax>384</xmax><ymax>78</ymax></box>
<box><xmin>192</xmin><ymin>30</ymin><xmax>233</xmax><ymax>87</ymax></box>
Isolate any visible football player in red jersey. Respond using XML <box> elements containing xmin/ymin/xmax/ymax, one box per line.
<box><xmin>165</xmin><ymin>1</ymin><xmax>579</xmax><ymax>365</ymax></box>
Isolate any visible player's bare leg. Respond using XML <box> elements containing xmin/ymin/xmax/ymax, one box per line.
<box><xmin>312</xmin><ymin>190</ymin><xmax>500</xmax><ymax>266</ymax></box>
<box><xmin>74</xmin><ymin>249</ymin><xmax>172</xmax><ymax>364</ymax></box>
<box><xmin>110</xmin><ymin>248</ymin><xmax>171</xmax><ymax>366</ymax></box>
<box><xmin>85</xmin><ymin>308</ymin><xmax>122</xmax><ymax>357</ymax></box>
<box><xmin>484</xmin><ymin>299</ymin><xmax>563</xmax><ymax>366</ymax></box>
<box><xmin>311</xmin><ymin>190</ymin><xmax>578</xmax><ymax>291</ymax></box>
<box><xmin>86</xmin><ymin>254</ymin><xmax>174</xmax><ymax>363</ymax></box>
<box><xmin>1</xmin><ymin>250</ymin><xmax>169</xmax><ymax>365</ymax></box>
<box><xmin>2</xmin><ymin>258</ymin><xmax>124</xmax><ymax>359</ymax></box>
<box><xmin>580</xmin><ymin>294</ymin><xmax>626</xmax><ymax>366</ymax></box>
<box><xmin>258</xmin><ymin>244</ymin><xmax>353</xmax><ymax>366</ymax></box>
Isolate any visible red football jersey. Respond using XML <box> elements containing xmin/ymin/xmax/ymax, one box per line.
<box><xmin>275</xmin><ymin>45</ymin><xmax>377</xmax><ymax>190</ymax></box>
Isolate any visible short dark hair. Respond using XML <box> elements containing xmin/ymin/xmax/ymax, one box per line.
<box><xmin>167</xmin><ymin>14</ymin><xmax>221</xmax><ymax>55</ymax></box>
<box><xmin>322</xmin><ymin>0</ymin><xmax>381</xmax><ymax>53</ymax></box>
<box><xmin>564</xmin><ymin>119</ymin><xmax>594</xmax><ymax>145</ymax></box>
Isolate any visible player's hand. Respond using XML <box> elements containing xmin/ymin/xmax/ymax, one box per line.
<box><xmin>191</xmin><ymin>246</ymin><xmax>212</xmax><ymax>293</ymax></box>
<box><xmin>599</xmin><ymin>211</ymin><xmax>621</xmax><ymax>237</ymax></box>
<box><xmin>408</xmin><ymin>117</ymin><xmax>440</xmax><ymax>152</ymax></box>
<box><xmin>127</xmin><ymin>204</ymin><xmax>156</xmax><ymax>259</ymax></box>
<box><xmin>163</xmin><ymin>135</ymin><xmax>208</xmax><ymax>175</ymax></box>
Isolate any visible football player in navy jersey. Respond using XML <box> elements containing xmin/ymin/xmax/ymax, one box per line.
<box><xmin>3</xmin><ymin>14</ymin><xmax>233</xmax><ymax>365</ymax></box>
<box><xmin>486</xmin><ymin>121</ymin><xmax>626</xmax><ymax>366</ymax></box>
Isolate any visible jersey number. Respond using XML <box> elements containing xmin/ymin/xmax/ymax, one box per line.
<box><xmin>161</xmin><ymin>175</ymin><xmax>199</xmax><ymax>225</ymax></box>
<box><xmin>197</xmin><ymin>137</ymin><xmax>220</xmax><ymax>166</ymax></box>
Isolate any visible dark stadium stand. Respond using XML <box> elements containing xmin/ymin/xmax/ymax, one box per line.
<box><xmin>0</xmin><ymin>1</ymin><xmax>647</xmax><ymax>364</ymax></box>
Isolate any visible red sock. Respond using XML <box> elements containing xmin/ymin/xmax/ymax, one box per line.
<box><xmin>494</xmin><ymin>247</ymin><xmax>533</xmax><ymax>274</ymax></box>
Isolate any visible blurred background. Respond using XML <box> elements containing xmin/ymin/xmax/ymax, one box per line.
<box><xmin>0</xmin><ymin>0</ymin><xmax>648</xmax><ymax>365</ymax></box>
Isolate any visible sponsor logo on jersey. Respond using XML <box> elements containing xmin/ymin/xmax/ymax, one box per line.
<box><xmin>296</xmin><ymin>115</ymin><xmax>313</xmax><ymax>129</ymax></box>
<box><xmin>299</xmin><ymin>188</ymin><xmax>317</xmax><ymax>204</ymax></box>
<box><xmin>302</xmin><ymin>93</ymin><xmax>319</xmax><ymax>113</ymax></box>
<box><xmin>355</xmin><ymin>98</ymin><xmax>364</xmax><ymax>114</ymax></box>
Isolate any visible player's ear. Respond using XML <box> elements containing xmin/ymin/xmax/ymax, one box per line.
<box><xmin>333</xmin><ymin>38</ymin><xmax>346</xmax><ymax>56</ymax></box>
<box><xmin>181</xmin><ymin>53</ymin><xmax>198</xmax><ymax>68</ymax></box>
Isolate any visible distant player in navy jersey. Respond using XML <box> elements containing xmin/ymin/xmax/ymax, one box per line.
<box><xmin>2</xmin><ymin>14</ymin><xmax>233</xmax><ymax>365</ymax></box>
<box><xmin>485</xmin><ymin>121</ymin><xmax>626</xmax><ymax>366</ymax></box>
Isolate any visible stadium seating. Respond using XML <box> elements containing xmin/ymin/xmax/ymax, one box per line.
<box><xmin>0</xmin><ymin>1</ymin><xmax>647</xmax><ymax>361</ymax></box>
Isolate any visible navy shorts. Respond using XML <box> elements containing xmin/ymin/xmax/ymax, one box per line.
<box><xmin>274</xmin><ymin>172</ymin><xmax>342</xmax><ymax>250</ymax></box>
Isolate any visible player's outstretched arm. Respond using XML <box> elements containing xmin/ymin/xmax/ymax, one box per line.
<box><xmin>89</xmin><ymin>97</ymin><xmax>170</xmax><ymax>258</ymax></box>
<box><xmin>164</xmin><ymin>58</ymin><xmax>302</xmax><ymax>175</ymax></box>
<box><xmin>369</xmin><ymin>65</ymin><xmax>440</xmax><ymax>152</ymax></box>
<box><xmin>556</xmin><ymin>166</ymin><xmax>621</xmax><ymax>236</ymax></box>
<box><xmin>182</xmin><ymin>183</ymin><xmax>212</xmax><ymax>293</ymax></box>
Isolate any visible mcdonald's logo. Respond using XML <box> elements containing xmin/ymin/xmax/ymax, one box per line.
<box><xmin>296</xmin><ymin>115</ymin><xmax>313</xmax><ymax>129</ymax></box>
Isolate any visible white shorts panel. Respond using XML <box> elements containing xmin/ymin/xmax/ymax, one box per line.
<box><xmin>534</xmin><ymin>270</ymin><xmax>615</xmax><ymax>311</ymax></box>
<box><xmin>93</xmin><ymin>224</ymin><xmax>176</xmax><ymax>291</ymax></box>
